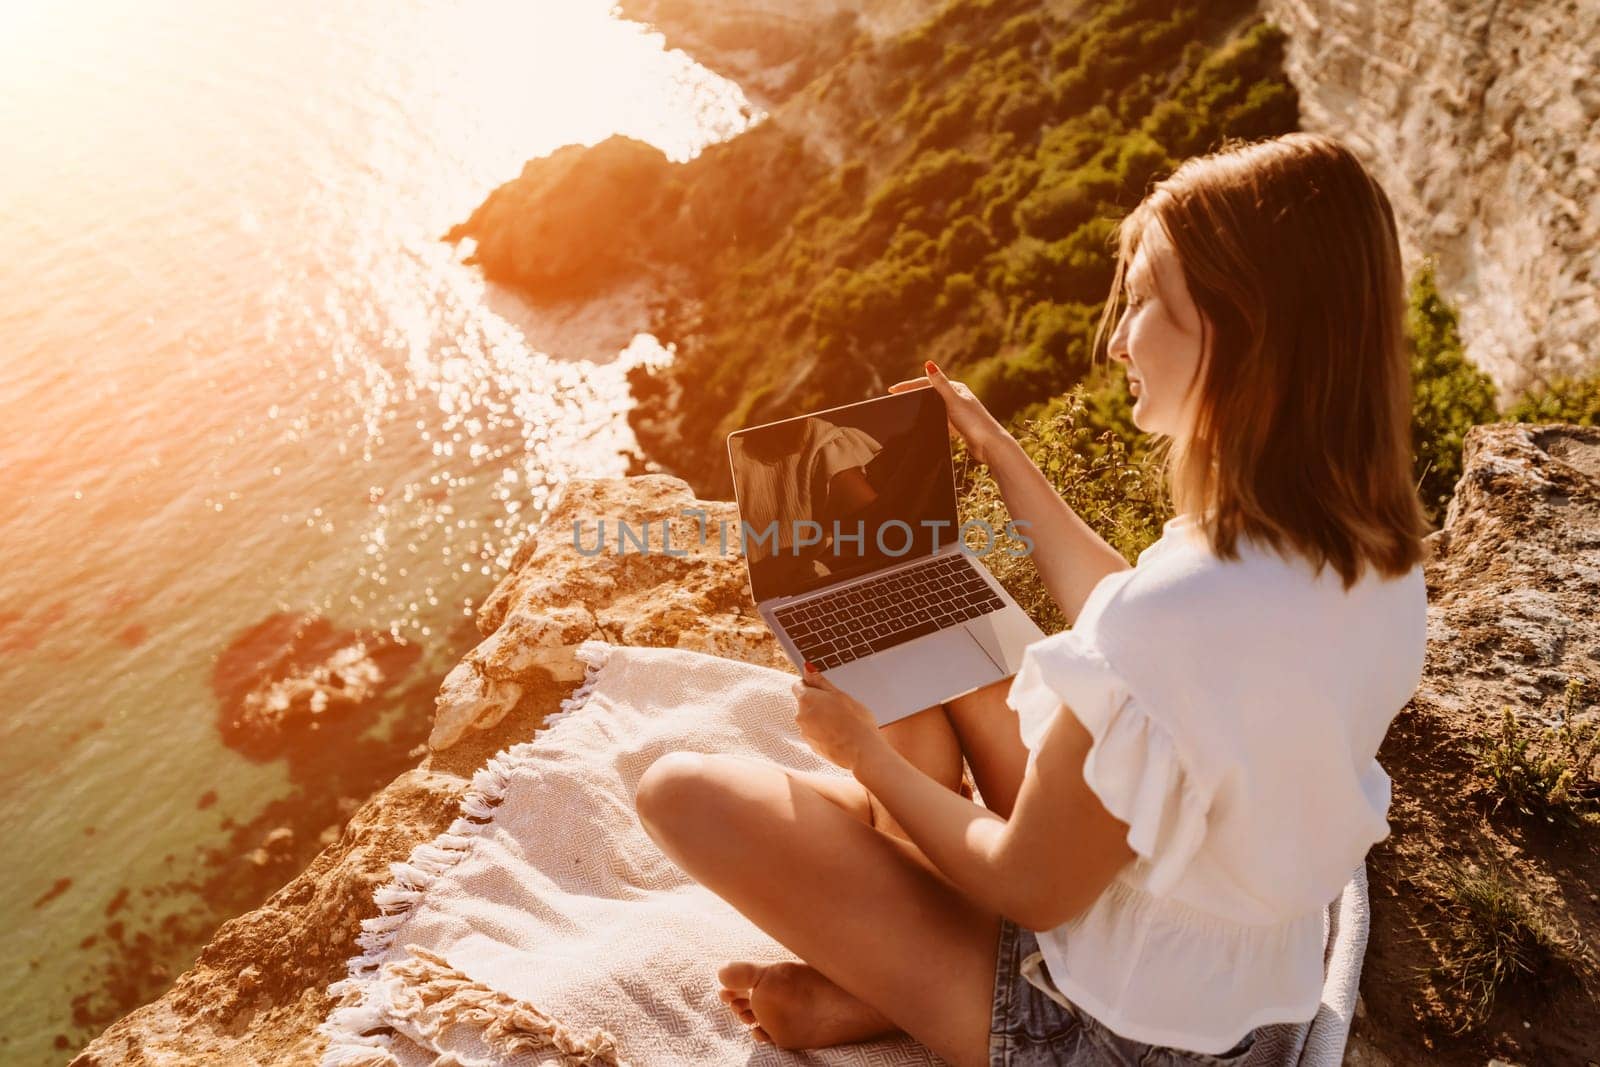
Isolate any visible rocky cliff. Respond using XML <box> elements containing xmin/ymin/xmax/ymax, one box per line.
<box><xmin>74</xmin><ymin>423</ymin><xmax>1600</xmax><ymax>1065</ymax></box>
<box><xmin>1262</xmin><ymin>0</ymin><xmax>1600</xmax><ymax>402</ymax></box>
<box><xmin>613</xmin><ymin>0</ymin><xmax>944</xmax><ymax>111</ymax></box>
<box><xmin>70</xmin><ymin>476</ymin><xmax>779</xmax><ymax>1066</ymax></box>
<box><xmin>446</xmin><ymin>0</ymin><xmax>948</xmax><ymax>311</ymax></box>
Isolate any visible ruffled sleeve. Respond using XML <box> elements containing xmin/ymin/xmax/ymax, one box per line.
<box><xmin>1006</xmin><ymin>629</ymin><xmax>1214</xmax><ymax>897</ymax></box>
<box><xmin>811</xmin><ymin>425</ymin><xmax>881</xmax><ymax>483</ymax></box>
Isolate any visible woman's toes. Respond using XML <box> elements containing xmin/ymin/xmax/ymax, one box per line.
<box><xmin>717</xmin><ymin>960</ymin><xmax>763</xmax><ymax>994</ymax></box>
<box><xmin>718</xmin><ymin>960</ymin><xmax>897</xmax><ymax>1050</ymax></box>
<box><xmin>745</xmin><ymin>963</ymin><xmax>813</xmax><ymax>1046</ymax></box>
<box><xmin>717</xmin><ymin>961</ymin><xmax>768</xmax><ymax>1030</ymax></box>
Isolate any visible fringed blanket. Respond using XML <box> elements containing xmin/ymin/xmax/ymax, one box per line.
<box><xmin>318</xmin><ymin>641</ymin><xmax>1369</xmax><ymax>1066</ymax></box>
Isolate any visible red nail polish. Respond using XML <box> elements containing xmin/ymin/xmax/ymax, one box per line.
<box><xmin>924</xmin><ymin>359</ymin><xmax>938</xmax><ymax>374</ymax></box>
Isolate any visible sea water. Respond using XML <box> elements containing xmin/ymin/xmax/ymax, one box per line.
<box><xmin>0</xmin><ymin>1</ymin><xmax>752</xmax><ymax>1060</ymax></box>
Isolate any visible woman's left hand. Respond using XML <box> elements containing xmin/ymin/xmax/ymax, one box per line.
<box><xmin>790</xmin><ymin>664</ymin><xmax>883</xmax><ymax>771</ymax></box>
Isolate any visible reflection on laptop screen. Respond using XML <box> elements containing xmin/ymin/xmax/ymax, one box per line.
<box><xmin>728</xmin><ymin>388</ymin><xmax>958</xmax><ymax>604</ymax></box>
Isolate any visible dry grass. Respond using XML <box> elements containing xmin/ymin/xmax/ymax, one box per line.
<box><xmin>1421</xmin><ymin>859</ymin><xmax>1581</xmax><ymax>1033</ymax></box>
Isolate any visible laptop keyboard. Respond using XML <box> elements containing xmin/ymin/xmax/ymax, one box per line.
<box><xmin>774</xmin><ymin>554</ymin><xmax>1004</xmax><ymax>669</ymax></box>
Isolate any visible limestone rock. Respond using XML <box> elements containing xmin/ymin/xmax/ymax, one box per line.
<box><xmin>1414</xmin><ymin>423</ymin><xmax>1600</xmax><ymax>722</ymax></box>
<box><xmin>1262</xmin><ymin>0</ymin><xmax>1600</xmax><ymax>399</ymax></box>
<box><xmin>211</xmin><ymin>612</ymin><xmax>423</xmax><ymax>761</ymax></box>
<box><xmin>428</xmin><ymin>474</ymin><xmax>786</xmax><ymax>751</ymax></box>
<box><xmin>1349</xmin><ymin>423</ymin><xmax>1600</xmax><ymax>1063</ymax></box>
<box><xmin>70</xmin><ymin>769</ymin><xmax>470</xmax><ymax>1066</ymax></box>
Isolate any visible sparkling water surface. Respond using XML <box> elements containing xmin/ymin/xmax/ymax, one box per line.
<box><xmin>0</xmin><ymin>1</ymin><xmax>753</xmax><ymax>1059</ymax></box>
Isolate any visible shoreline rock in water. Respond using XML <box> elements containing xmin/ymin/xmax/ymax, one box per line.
<box><xmin>212</xmin><ymin>611</ymin><xmax>423</xmax><ymax>762</ymax></box>
<box><xmin>74</xmin><ymin>425</ymin><xmax>1600</xmax><ymax>1065</ymax></box>
<box><xmin>444</xmin><ymin>0</ymin><xmax>939</xmax><ymax>310</ymax></box>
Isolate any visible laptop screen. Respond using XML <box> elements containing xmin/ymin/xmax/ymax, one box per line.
<box><xmin>727</xmin><ymin>388</ymin><xmax>959</xmax><ymax>604</ymax></box>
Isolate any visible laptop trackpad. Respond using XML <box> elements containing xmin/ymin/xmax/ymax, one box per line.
<box><xmin>831</xmin><ymin>628</ymin><xmax>1004</xmax><ymax>726</ymax></box>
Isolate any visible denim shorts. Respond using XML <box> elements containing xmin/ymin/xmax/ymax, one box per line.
<box><xmin>988</xmin><ymin>916</ymin><xmax>1266</xmax><ymax>1066</ymax></box>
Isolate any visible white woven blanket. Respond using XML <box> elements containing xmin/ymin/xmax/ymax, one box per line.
<box><xmin>318</xmin><ymin>641</ymin><xmax>1367</xmax><ymax>1066</ymax></box>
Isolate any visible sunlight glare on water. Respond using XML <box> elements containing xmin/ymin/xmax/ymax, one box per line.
<box><xmin>0</xmin><ymin>1</ymin><xmax>756</xmax><ymax>1060</ymax></box>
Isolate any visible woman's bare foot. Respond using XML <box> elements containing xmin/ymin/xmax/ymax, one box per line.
<box><xmin>717</xmin><ymin>960</ymin><xmax>903</xmax><ymax>1049</ymax></box>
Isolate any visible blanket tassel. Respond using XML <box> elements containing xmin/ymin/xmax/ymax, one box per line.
<box><xmin>317</xmin><ymin>640</ymin><xmax>615</xmax><ymax>1065</ymax></box>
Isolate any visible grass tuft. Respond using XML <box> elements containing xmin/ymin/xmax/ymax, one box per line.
<box><xmin>1427</xmin><ymin>859</ymin><xmax>1577</xmax><ymax>1032</ymax></box>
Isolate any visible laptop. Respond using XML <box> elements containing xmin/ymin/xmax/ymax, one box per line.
<box><xmin>727</xmin><ymin>387</ymin><xmax>1047</xmax><ymax>726</ymax></box>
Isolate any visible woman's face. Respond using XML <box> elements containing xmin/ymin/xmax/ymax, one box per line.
<box><xmin>1106</xmin><ymin>222</ymin><xmax>1208</xmax><ymax>441</ymax></box>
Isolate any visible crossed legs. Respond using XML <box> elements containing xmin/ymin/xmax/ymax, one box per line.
<box><xmin>634</xmin><ymin>677</ymin><xmax>1029</xmax><ymax>1067</ymax></box>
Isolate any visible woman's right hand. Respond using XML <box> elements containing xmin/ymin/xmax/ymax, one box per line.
<box><xmin>888</xmin><ymin>360</ymin><xmax>1009</xmax><ymax>468</ymax></box>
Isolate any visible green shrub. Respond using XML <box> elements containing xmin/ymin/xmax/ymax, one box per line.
<box><xmin>1506</xmin><ymin>373</ymin><xmax>1600</xmax><ymax>426</ymax></box>
<box><xmin>1112</xmin><ymin>131</ymin><xmax>1170</xmax><ymax>198</ymax></box>
<box><xmin>866</xmin><ymin>149</ymin><xmax>987</xmax><ymax>228</ymax></box>
<box><xmin>918</xmin><ymin>96</ymin><xmax>976</xmax><ymax>151</ymax></box>
<box><xmin>996</xmin><ymin>12</ymin><xmax>1043</xmax><ymax>49</ymax></box>
<box><xmin>1475</xmin><ymin>678</ymin><xmax>1600</xmax><ymax>825</ymax></box>
<box><xmin>937</xmin><ymin>216</ymin><xmax>995</xmax><ymax>273</ymax></box>
<box><xmin>992</xmin><ymin>228</ymin><xmax>1114</xmax><ymax>306</ymax></box>
<box><xmin>1408</xmin><ymin>259</ymin><xmax>1500</xmax><ymax>525</ymax></box>
<box><xmin>942</xmin><ymin>42</ymin><xmax>974</xmax><ymax>72</ymax></box>
<box><xmin>1051</xmin><ymin>63</ymin><xmax>1099</xmax><ymax>115</ymax></box>
<box><xmin>957</xmin><ymin>382</ymin><xmax>1169</xmax><ymax>632</ymax></box>
<box><xmin>1013</xmin><ymin>174</ymin><xmax>1098</xmax><ymax>240</ymax></box>
<box><xmin>992</xmin><ymin>81</ymin><xmax>1053</xmax><ymax>138</ymax></box>
<box><xmin>937</xmin><ymin>271</ymin><xmax>979</xmax><ymax>316</ymax></box>
<box><xmin>837</xmin><ymin>160</ymin><xmax>868</xmax><ymax>199</ymax></box>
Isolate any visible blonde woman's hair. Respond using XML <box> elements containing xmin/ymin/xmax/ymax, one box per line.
<box><xmin>1091</xmin><ymin>131</ymin><xmax>1430</xmax><ymax>590</ymax></box>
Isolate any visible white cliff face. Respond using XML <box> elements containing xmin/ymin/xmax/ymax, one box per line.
<box><xmin>1264</xmin><ymin>0</ymin><xmax>1599</xmax><ymax>401</ymax></box>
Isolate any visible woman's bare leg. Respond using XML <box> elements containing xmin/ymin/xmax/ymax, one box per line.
<box><xmin>707</xmin><ymin>765</ymin><xmax>897</xmax><ymax>1048</ymax></box>
<box><xmin>705</xmin><ymin>703</ymin><xmax>968</xmax><ymax>1046</ymax></box>
<box><xmin>864</xmin><ymin>700</ymin><xmax>966</xmax><ymax>838</ymax></box>
<box><xmin>635</xmin><ymin>747</ymin><xmax>1000</xmax><ymax>1067</ymax></box>
<box><xmin>942</xmin><ymin>677</ymin><xmax>1031</xmax><ymax>819</ymax></box>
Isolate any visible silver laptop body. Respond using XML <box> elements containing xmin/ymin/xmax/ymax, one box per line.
<box><xmin>727</xmin><ymin>388</ymin><xmax>1046</xmax><ymax>726</ymax></box>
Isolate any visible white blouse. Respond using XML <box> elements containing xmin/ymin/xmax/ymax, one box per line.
<box><xmin>1004</xmin><ymin>512</ymin><xmax>1426</xmax><ymax>1055</ymax></box>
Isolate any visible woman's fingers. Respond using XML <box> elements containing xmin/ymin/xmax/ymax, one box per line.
<box><xmin>887</xmin><ymin>377</ymin><xmax>962</xmax><ymax>440</ymax></box>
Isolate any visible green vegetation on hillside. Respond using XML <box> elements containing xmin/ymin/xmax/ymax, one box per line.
<box><xmin>628</xmin><ymin>0</ymin><xmax>1298</xmax><ymax>495</ymax></box>
<box><xmin>1408</xmin><ymin>258</ymin><xmax>1600</xmax><ymax>523</ymax></box>
<box><xmin>612</xmin><ymin>0</ymin><xmax>1598</xmax><ymax>518</ymax></box>
<box><xmin>1408</xmin><ymin>259</ymin><xmax>1500</xmax><ymax>524</ymax></box>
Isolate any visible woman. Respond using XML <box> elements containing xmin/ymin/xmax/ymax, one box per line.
<box><xmin>634</xmin><ymin>131</ymin><xmax>1430</xmax><ymax>1067</ymax></box>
